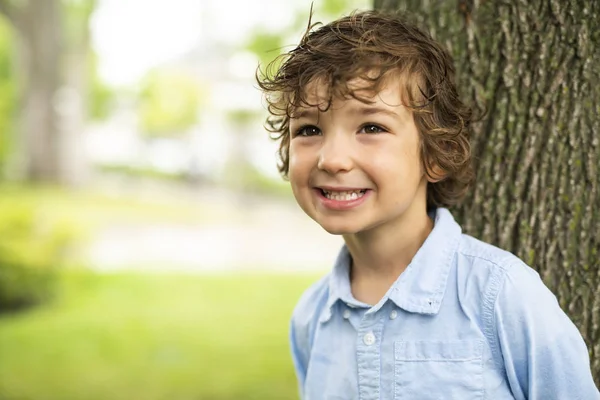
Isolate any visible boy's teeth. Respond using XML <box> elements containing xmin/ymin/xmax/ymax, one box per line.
<box><xmin>323</xmin><ymin>190</ymin><xmax>365</xmax><ymax>201</ymax></box>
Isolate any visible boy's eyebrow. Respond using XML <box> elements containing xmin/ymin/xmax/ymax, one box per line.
<box><xmin>353</xmin><ymin>106</ymin><xmax>402</xmax><ymax>119</ymax></box>
<box><xmin>291</xmin><ymin>108</ymin><xmax>319</xmax><ymax>119</ymax></box>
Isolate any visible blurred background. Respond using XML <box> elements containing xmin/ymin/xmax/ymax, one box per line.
<box><xmin>0</xmin><ymin>1</ymin><xmax>369</xmax><ymax>399</ymax></box>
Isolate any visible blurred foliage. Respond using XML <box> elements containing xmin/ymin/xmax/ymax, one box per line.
<box><xmin>0</xmin><ymin>198</ymin><xmax>79</xmax><ymax>312</ymax></box>
<box><xmin>0</xmin><ymin>271</ymin><xmax>320</xmax><ymax>399</ymax></box>
<box><xmin>246</xmin><ymin>30</ymin><xmax>285</xmax><ymax>68</ymax></box>
<box><xmin>98</xmin><ymin>164</ymin><xmax>187</xmax><ymax>182</ymax></box>
<box><xmin>223</xmin><ymin>164</ymin><xmax>292</xmax><ymax>199</ymax></box>
<box><xmin>62</xmin><ymin>0</ymin><xmax>95</xmax><ymax>48</ymax></box>
<box><xmin>246</xmin><ymin>0</ymin><xmax>369</xmax><ymax>68</ymax></box>
<box><xmin>89</xmin><ymin>50</ymin><xmax>114</xmax><ymax>120</ymax></box>
<box><xmin>0</xmin><ymin>16</ymin><xmax>16</xmax><ymax>176</ymax></box>
<box><xmin>321</xmin><ymin>0</ymin><xmax>355</xmax><ymax>15</ymax></box>
<box><xmin>138</xmin><ymin>70</ymin><xmax>202</xmax><ymax>138</ymax></box>
<box><xmin>227</xmin><ymin>109</ymin><xmax>260</xmax><ymax>127</ymax></box>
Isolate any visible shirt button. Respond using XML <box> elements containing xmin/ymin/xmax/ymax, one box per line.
<box><xmin>363</xmin><ymin>332</ymin><xmax>376</xmax><ymax>346</ymax></box>
<box><xmin>390</xmin><ymin>310</ymin><xmax>398</xmax><ymax>320</ymax></box>
<box><xmin>343</xmin><ymin>309</ymin><xmax>351</xmax><ymax>319</ymax></box>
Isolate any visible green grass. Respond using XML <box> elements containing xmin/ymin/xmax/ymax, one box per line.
<box><xmin>0</xmin><ymin>271</ymin><xmax>321</xmax><ymax>400</ymax></box>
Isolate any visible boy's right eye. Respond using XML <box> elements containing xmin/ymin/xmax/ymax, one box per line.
<box><xmin>294</xmin><ymin>125</ymin><xmax>321</xmax><ymax>137</ymax></box>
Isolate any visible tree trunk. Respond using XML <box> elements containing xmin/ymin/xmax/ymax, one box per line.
<box><xmin>59</xmin><ymin>1</ymin><xmax>94</xmax><ymax>187</ymax></box>
<box><xmin>6</xmin><ymin>0</ymin><xmax>63</xmax><ymax>183</ymax></box>
<box><xmin>374</xmin><ymin>0</ymin><xmax>600</xmax><ymax>385</ymax></box>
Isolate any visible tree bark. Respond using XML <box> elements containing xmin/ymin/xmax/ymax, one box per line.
<box><xmin>374</xmin><ymin>0</ymin><xmax>600</xmax><ymax>386</ymax></box>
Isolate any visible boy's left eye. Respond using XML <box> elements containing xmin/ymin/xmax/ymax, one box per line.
<box><xmin>360</xmin><ymin>124</ymin><xmax>386</xmax><ymax>134</ymax></box>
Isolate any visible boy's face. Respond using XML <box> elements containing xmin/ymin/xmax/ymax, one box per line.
<box><xmin>288</xmin><ymin>77</ymin><xmax>430</xmax><ymax>236</ymax></box>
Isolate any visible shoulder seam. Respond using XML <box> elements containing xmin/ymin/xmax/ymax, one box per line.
<box><xmin>457</xmin><ymin>247</ymin><xmax>517</xmax><ymax>272</ymax></box>
<box><xmin>458</xmin><ymin>246</ymin><xmax>522</xmax><ymax>374</ymax></box>
<box><xmin>480</xmin><ymin>257</ymin><xmax>514</xmax><ymax>373</ymax></box>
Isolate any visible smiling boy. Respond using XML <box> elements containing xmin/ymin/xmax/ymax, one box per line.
<box><xmin>290</xmin><ymin>78</ymin><xmax>435</xmax><ymax>307</ymax></box>
<box><xmin>258</xmin><ymin>10</ymin><xmax>599</xmax><ymax>400</ymax></box>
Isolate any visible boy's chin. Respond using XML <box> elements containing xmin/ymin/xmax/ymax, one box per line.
<box><xmin>317</xmin><ymin>221</ymin><xmax>363</xmax><ymax>236</ymax></box>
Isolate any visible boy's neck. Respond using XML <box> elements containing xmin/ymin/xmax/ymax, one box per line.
<box><xmin>343</xmin><ymin>205</ymin><xmax>434</xmax><ymax>305</ymax></box>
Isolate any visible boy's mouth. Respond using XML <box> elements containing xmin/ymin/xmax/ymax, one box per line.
<box><xmin>319</xmin><ymin>188</ymin><xmax>367</xmax><ymax>201</ymax></box>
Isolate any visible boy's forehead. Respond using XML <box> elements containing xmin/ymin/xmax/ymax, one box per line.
<box><xmin>302</xmin><ymin>76</ymin><xmax>375</xmax><ymax>100</ymax></box>
<box><xmin>297</xmin><ymin>75</ymin><xmax>410</xmax><ymax>113</ymax></box>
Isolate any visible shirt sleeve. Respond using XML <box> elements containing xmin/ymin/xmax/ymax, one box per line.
<box><xmin>290</xmin><ymin>315</ymin><xmax>309</xmax><ymax>399</ymax></box>
<box><xmin>493</xmin><ymin>262</ymin><xmax>600</xmax><ymax>399</ymax></box>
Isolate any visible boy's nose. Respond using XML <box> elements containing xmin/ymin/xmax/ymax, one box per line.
<box><xmin>317</xmin><ymin>134</ymin><xmax>353</xmax><ymax>174</ymax></box>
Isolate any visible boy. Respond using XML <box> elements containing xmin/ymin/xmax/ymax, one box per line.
<box><xmin>257</xmin><ymin>10</ymin><xmax>599</xmax><ymax>400</ymax></box>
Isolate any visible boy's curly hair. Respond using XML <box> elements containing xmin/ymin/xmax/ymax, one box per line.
<box><xmin>256</xmin><ymin>10</ymin><xmax>474</xmax><ymax>209</ymax></box>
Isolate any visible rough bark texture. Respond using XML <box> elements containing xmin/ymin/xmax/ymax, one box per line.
<box><xmin>374</xmin><ymin>0</ymin><xmax>600</xmax><ymax>386</ymax></box>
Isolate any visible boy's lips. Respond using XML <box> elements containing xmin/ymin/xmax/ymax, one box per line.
<box><xmin>317</xmin><ymin>186</ymin><xmax>369</xmax><ymax>191</ymax></box>
<box><xmin>313</xmin><ymin>187</ymin><xmax>372</xmax><ymax>210</ymax></box>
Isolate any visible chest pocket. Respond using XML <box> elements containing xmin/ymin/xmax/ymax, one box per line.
<box><xmin>394</xmin><ymin>340</ymin><xmax>484</xmax><ymax>400</ymax></box>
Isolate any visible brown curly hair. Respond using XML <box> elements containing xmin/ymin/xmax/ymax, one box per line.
<box><xmin>256</xmin><ymin>10</ymin><xmax>474</xmax><ymax>209</ymax></box>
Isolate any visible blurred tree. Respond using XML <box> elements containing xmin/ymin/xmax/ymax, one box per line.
<box><xmin>374</xmin><ymin>0</ymin><xmax>600</xmax><ymax>385</ymax></box>
<box><xmin>59</xmin><ymin>0</ymin><xmax>97</xmax><ymax>185</ymax></box>
<box><xmin>137</xmin><ymin>70</ymin><xmax>201</xmax><ymax>138</ymax></box>
<box><xmin>0</xmin><ymin>0</ymin><xmax>96</xmax><ymax>185</ymax></box>
<box><xmin>0</xmin><ymin>0</ymin><xmax>63</xmax><ymax>183</ymax></box>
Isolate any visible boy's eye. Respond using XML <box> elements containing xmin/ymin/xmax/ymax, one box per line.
<box><xmin>295</xmin><ymin>125</ymin><xmax>321</xmax><ymax>137</ymax></box>
<box><xmin>360</xmin><ymin>124</ymin><xmax>385</xmax><ymax>134</ymax></box>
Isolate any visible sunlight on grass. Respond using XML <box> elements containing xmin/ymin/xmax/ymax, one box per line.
<box><xmin>0</xmin><ymin>271</ymin><xmax>321</xmax><ymax>400</ymax></box>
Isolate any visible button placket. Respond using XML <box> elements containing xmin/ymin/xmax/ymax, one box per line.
<box><xmin>356</xmin><ymin>316</ymin><xmax>383</xmax><ymax>400</ymax></box>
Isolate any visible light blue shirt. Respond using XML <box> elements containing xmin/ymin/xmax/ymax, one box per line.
<box><xmin>290</xmin><ymin>208</ymin><xmax>599</xmax><ymax>399</ymax></box>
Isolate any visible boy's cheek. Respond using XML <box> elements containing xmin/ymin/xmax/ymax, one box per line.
<box><xmin>288</xmin><ymin>151</ymin><xmax>312</xmax><ymax>180</ymax></box>
<box><xmin>287</xmin><ymin>167</ymin><xmax>304</xmax><ymax>199</ymax></box>
<box><xmin>287</xmin><ymin>157</ymin><xmax>300</xmax><ymax>182</ymax></box>
<box><xmin>288</xmin><ymin>144</ymin><xmax>301</xmax><ymax>167</ymax></box>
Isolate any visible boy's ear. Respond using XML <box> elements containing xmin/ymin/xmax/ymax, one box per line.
<box><xmin>425</xmin><ymin>160</ymin><xmax>446</xmax><ymax>183</ymax></box>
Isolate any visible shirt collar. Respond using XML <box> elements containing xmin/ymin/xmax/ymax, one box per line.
<box><xmin>321</xmin><ymin>208</ymin><xmax>462</xmax><ymax>322</ymax></box>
